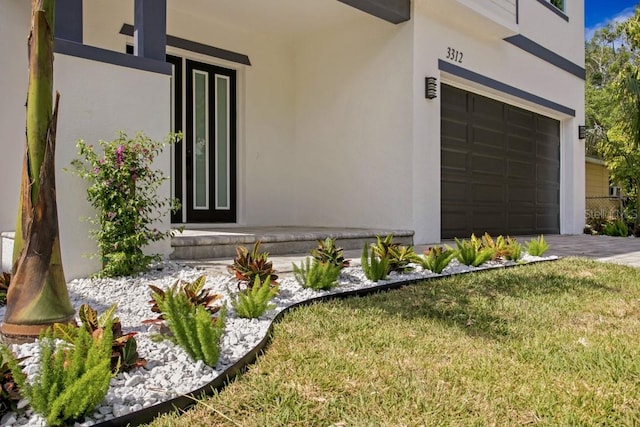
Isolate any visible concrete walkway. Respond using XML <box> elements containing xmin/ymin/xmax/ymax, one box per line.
<box><xmin>533</xmin><ymin>234</ymin><xmax>640</xmax><ymax>267</ymax></box>
<box><xmin>182</xmin><ymin>234</ymin><xmax>640</xmax><ymax>276</ymax></box>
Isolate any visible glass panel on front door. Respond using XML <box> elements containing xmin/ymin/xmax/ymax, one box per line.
<box><xmin>215</xmin><ymin>75</ymin><xmax>230</xmax><ymax>210</ymax></box>
<box><xmin>193</xmin><ymin>70</ymin><xmax>210</xmax><ymax>210</ymax></box>
<box><xmin>183</xmin><ymin>59</ymin><xmax>237</xmax><ymax>223</ymax></box>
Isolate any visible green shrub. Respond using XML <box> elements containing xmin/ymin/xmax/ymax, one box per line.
<box><xmin>147</xmin><ymin>276</ymin><xmax>224</xmax><ymax>322</ymax></box>
<box><xmin>292</xmin><ymin>258</ymin><xmax>342</xmax><ymax>291</ymax></box>
<box><xmin>53</xmin><ymin>303</ymin><xmax>145</xmax><ymax>373</ymax></box>
<box><xmin>420</xmin><ymin>245</ymin><xmax>455</xmax><ymax>274</ymax></box>
<box><xmin>602</xmin><ymin>219</ymin><xmax>629</xmax><ymax>237</ymax></box>
<box><xmin>454</xmin><ymin>236</ymin><xmax>494</xmax><ymax>267</ymax></box>
<box><xmin>525</xmin><ymin>235</ymin><xmax>550</xmax><ymax>257</ymax></box>
<box><xmin>2</xmin><ymin>324</ymin><xmax>113</xmax><ymax>426</ymax></box>
<box><xmin>504</xmin><ymin>237</ymin><xmax>523</xmax><ymax>261</ymax></box>
<box><xmin>361</xmin><ymin>243</ymin><xmax>389</xmax><ymax>282</ymax></box>
<box><xmin>68</xmin><ymin>131</ymin><xmax>181</xmax><ymax>277</ymax></box>
<box><xmin>310</xmin><ymin>237</ymin><xmax>350</xmax><ymax>269</ymax></box>
<box><xmin>371</xmin><ymin>234</ymin><xmax>418</xmax><ymax>273</ymax></box>
<box><xmin>481</xmin><ymin>233</ymin><xmax>510</xmax><ymax>260</ymax></box>
<box><xmin>231</xmin><ymin>275</ymin><xmax>278</xmax><ymax>318</ymax></box>
<box><xmin>151</xmin><ymin>283</ymin><xmax>226</xmax><ymax>366</ymax></box>
<box><xmin>227</xmin><ymin>241</ymin><xmax>278</xmax><ymax>285</ymax></box>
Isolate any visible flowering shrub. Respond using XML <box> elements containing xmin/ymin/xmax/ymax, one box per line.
<box><xmin>69</xmin><ymin>131</ymin><xmax>180</xmax><ymax>277</ymax></box>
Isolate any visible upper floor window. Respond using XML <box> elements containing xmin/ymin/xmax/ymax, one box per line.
<box><xmin>537</xmin><ymin>0</ymin><xmax>568</xmax><ymax>20</ymax></box>
<box><xmin>548</xmin><ymin>0</ymin><xmax>565</xmax><ymax>12</ymax></box>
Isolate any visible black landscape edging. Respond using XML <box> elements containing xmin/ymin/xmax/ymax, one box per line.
<box><xmin>93</xmin><ymin>256</ymin><xmax>560</xmax><ymax>426</ymax></box>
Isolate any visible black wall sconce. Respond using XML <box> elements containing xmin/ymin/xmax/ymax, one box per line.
<box><xmin>425</xmin><ymin>77</ymin><xmax>437</xmax><ymax>99</ymax></box>
<box><xmin>578</xmin><ymin>125</ymin><xmax>586</xmax><ymax>140</ymax></box>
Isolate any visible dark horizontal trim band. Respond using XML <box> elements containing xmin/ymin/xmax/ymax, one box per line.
<box><xmin>438</xmin><ymin>59</ymin><xmax>576</xmax><ymax>117</ymax></box>
<box><xmin>535</xmin><ymin>0</ymin><xmax>569</xmax><ymax>21</ymax></box>
<box><xmin>504</xmin><ymin>34</ymin><xmax>585</xmax><ymax>80</ymax></box>
<box><xmin>337</xmin><ymin>0</ymin><xmax>410</xmax><ymax>24</ymax></box>
<box><xmin>54</xmin><ymin>39</ymin><xmax>172</xmax><ymax>75</ymax></box>
<box><xmin>120</xmin><ymin>24</ymin><xmax>251</xmax><ymax>66</ymax></box>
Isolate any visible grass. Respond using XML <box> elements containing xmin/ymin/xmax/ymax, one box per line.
<box><xmin>146</xmin><ymin>258</ymin><xmax>640</xmax><ymax>426</ymax></box>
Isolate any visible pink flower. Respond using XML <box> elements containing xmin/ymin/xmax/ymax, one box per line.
<box><xmin>115</xmin><ymin>145</ymin><xmax>126</xmax><ymax>164</ymax></box>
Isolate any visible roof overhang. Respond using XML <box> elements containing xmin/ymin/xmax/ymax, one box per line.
<box><xmin>338</xmin><ymin>0</ymin><xmax>411</xmax><ymax>24</ymax></box>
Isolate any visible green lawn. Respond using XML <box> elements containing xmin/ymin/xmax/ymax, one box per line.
<box><xmin>147</xmin><ymin>258</ymin><xmax>640</xmax><ymax>426</ymax></box>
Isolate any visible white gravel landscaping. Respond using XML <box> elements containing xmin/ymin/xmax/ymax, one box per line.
<box><xmin>0</xmin><ymin>253</ymin><xmax>556</xmax><ymax>427</ymax></box>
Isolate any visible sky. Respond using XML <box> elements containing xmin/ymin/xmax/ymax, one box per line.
<box><xmin>585</xmin><ymin>0</ymin><xmax>638</xmax><ymax>39</ymax></box>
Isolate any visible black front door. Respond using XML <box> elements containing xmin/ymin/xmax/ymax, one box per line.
<box><xmin>184</xmin><ymin>59</ymin><xmax>237</xmax><ymax>222</ymax></box>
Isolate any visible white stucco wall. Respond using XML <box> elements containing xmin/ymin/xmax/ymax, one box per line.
<box><xmin>0</xmin><ymin>1</ymin><xmax>30</xmax><ymax>270</ymax></box>
<box><xmin>292</xmin><ymin>18</ymin><xmax>415</xmax><ymax>231</ymax></box>
<box><xmin>53</xmin><ymin>55</ymin><xmax>171</xmax><ymax>279</ymax></box>
<box><xmin>410</xmin><ymin>0</ymin><xmax>585</xmax><ymax>242</ymax></box>
<box><xmin>166</xmin><ymin>6</ymin><xmax>301</xmax><ymax>226</ymax></box>
<box><xmin>1</xmin><ymin>2</ymin><xmax>170</xmax><ymax>278</ymax></box>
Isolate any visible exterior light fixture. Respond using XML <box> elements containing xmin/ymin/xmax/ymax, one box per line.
<box><xmin>425</xmin><ymin>77</ymin><xmax>437</xmax><ymax>99</ymax></box>
<box><xmin>578</xmin><ymin>125</ymin><xmax>586</xmax><ymax>140</ymax></box>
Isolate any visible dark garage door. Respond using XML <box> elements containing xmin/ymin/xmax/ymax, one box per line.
<box><xmin>441</xmin><ymin>84</ymin><xmax>560</xmax><ymax>238</ymax></box>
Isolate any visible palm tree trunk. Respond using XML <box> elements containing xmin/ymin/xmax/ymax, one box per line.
<box><xmin>1</xmin><ymin>0</ymin><xmax>74</xmax><ymax>341</ymax></box>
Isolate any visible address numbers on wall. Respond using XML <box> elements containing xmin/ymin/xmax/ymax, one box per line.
<box><xmin>446</xmin><ymin>47</ymin><xmax>463</xmax><ymax>64</ymax></box>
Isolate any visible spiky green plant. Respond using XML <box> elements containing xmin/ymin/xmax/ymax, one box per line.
<box><xmin>420</xmin><ymin>245</ymin><xmax>455</xmax><ymax>274</ymax></box>
<box><xmin>151</xmin><ymin>283</ymin><xmax>226</xmax><ymax>366</ymax></box>
<box><xmin>602</xmin><ymin>219</ymin><xmax>629</xmax><ymax>237</ymax></box>
<box><xmin>481</xmin><ymin>233</ymin><xmax>510</xmax><ymax>260</ymax></box>
<box><xmin>147</xmin><ymin>276</ymin><xmax>224</xmax><ymax>322</ymax></box>
<box><xmin>310</xmin><ymin>237</ymin><xmax>350</xmax><ymax>269</ymax></box>
<box><xmin>231</xmin><ymin>275</ymin><xmax>278</xmax><ymax>319</ymax></box>
<box><xmin>292</xmin><ymin>258</ymin><xmax>342</xmax><ymax>291</ymax></box>
<box><xmin>227</xmin><ymin>241</ymin><xmax>278</xmax><ymax>286</ymax></box>
<box><xmin>504</xmin><ymin>237</ymin><xmax>523</xmax><ymax>261</ymax></box>
<box><xmin>2</xmin><ymin>322</ymin><xmax>113</xmax><ymax>426</ymax></box>
<box><xmin>361</xmin><ymin>243</ymin><xmax>389</xmax><ymax>282</ymax></box>
<box><xmin>454</xmin><ymin>236</ymin><xmax>494</xmax><ymax>267</ymax></box>
<box><xmin>371</xmin><ymin>234</ymin><xmax>418</xmax><ymax>273</ymax></box>
<box><xmin>526</xmin><ymin>235</ymin><xmax>550</xmax><ymax>257</ymax></box>
<box><xmin>53</xmin><ymin>303</ymin><xmax>145</xmax><ymax>373</ymax></box>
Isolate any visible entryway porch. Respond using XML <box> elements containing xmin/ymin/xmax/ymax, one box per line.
<box><xmin>170</xmin><ymin>226</ymin><xmax>414</xmax><ymax>260</ymax></box>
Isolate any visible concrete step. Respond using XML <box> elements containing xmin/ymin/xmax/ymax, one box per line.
<box><xmin>170</xmin><ymin>226</ymin><xmax>414</xmax><ymax>260</ymax></box>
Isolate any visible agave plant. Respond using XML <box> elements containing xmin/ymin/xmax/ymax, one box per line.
<box><xmin>147</xmin><ymin>275</ymin><xmax>224</xmax><ymax>322</ymax></box>
<box><xmin>54</xmin><ymin>303</ymin><xmax>146</xmax><ymax>373</ymax></box>
<box><xmin>227</xmin><ymin>241</ymin><xmax>278</xmax><ymax>286</ymax></box>
<box><xmin>310</xmin><ymin>237</ymin><xmax>350</xmax><ymax>269</ymax></box>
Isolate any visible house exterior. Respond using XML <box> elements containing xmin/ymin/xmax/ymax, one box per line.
<box><xmin>585</xmin><ymin>156</ymin><xmax>623</xmax><ymax>222</ymax></box>
<box><xmin>0</xmin><ymin>0</ymin><xmax>586</xmax><ymax>279</ymax></box>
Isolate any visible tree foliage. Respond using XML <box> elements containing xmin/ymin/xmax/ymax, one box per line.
<box><xmin>585</xmin><ymin>7</ymin><xmax>640</xmax><ymax>232</ymax></box>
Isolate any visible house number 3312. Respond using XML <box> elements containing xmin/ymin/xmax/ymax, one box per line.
<box><xmin>446</xmin><ymin>47</ymin><xmax>463</xmax><ymax>63</ymax></box>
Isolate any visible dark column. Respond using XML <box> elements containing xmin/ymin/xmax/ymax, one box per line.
<box><xmin>55</xmin><ymin>0</ymin><xmax>83</xmax><ymax>42</ymax></box>
<box><xmin>134</xmin><ymin>0</ymin><xmax>167</xmax><ymax>61</ymax></box>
